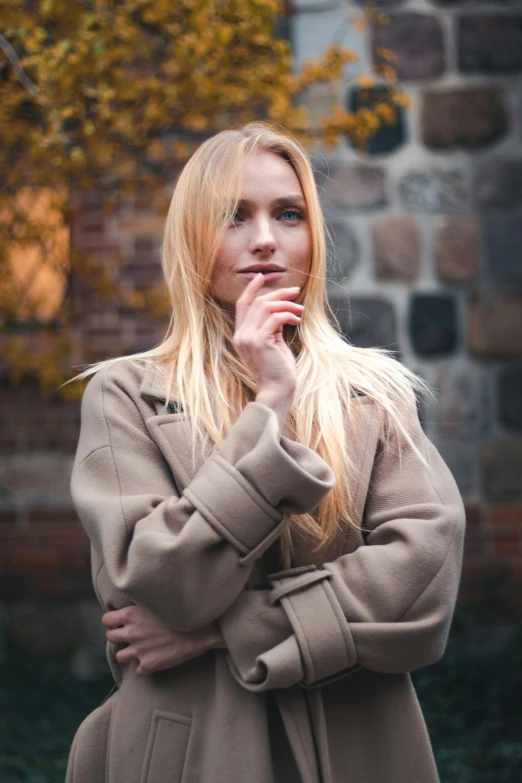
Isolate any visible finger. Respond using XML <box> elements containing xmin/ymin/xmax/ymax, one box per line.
<box><xmin>101</xmin><ymin>608</ymin><xmax>132</xmax><ymax>627</ymax></box>
<box><xmin>115</xmin><ymin>646</ymin><xmax>138</xmax><ymax>664</ymax></box>
<box><xmin>256</xmin><ymin>311</ymin><xmax>302</xmax><ymax>342</ymax></box>
<box><xmin>106</xmin><ymin>626</ymin><xmax>129</xmax><ymax>644</ymax></box>
<box><xmin>237</xmin><ymin>300</ymin><xmax>304</xmax><ymax>336</ymax></box>
<box><xmin>235</xmin><ymin>272</ymin><xmax>266</xmax><ymax>324</ymax></box>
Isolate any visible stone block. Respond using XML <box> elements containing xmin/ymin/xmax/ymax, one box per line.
<box><xmin>467</xmin><ymin>293</ymin><xmax>522</xmax><ymax>358</ymax></box>
<box><xmin>371</xmin><ymin>13</ymin><xmax>446</xmax><ymax>81</ymax></box>
<box><xmin>317</xmin><ymin>162</ymin><xmax>387</xmax><ymax>211</ymax></box>
<box><xmin>484</xmin><ymin>215</ymin><xmax>522</xmax><ymax>288</ymax></box>
<box><xmin>347</xmin><ymin>86</ymin><xmax>406</xmax><ymax>155</ymax></box>
<box><xmin>372</xmin><ymin>215</ymin><xmax>421</xmax><ymax>282</ymax></box>
<box><xmin>434</xmin><ymin>215</ymin><xmax>480</xmax><ymax>282</ymax></box>
<box><xmin>475</xmin><ymin>158</ymin><xmax>522</xmax><ymax>210</ymax></box>
<box><xmin>327</xmin><ymin>292</ymin><xmax>399</xmax><ymax>354</ymax></box>
<box><xmin>458</xmin><ymin>14</ymin><xmax>522</xmax><ymax>73</ymax></box>
<box><xmin>482</xmin><ymin>440</ymin><xmax>522</xmax><ymax>501</ymax></box>
<box><xmin>421</xmin><ymin>87</ymin><xmax>508</xmax><ymax>150</ymax></box>
<box><xmin>498</xmin><ymin>364</ymin><xmax>522</xmax><ymax>431</ymax></box>
<box><xmin>435</xmin><ymin>363</ymin><xmax>491</xmax><ymax>439</ymax></box>
<box><xmin>325</xmin><ymin>218</ymin><xmax>360</xmax><ymax>283</ymax></box>
<box><xmin>409</xmin><ymin>294</ymin><xmax>458</xmax><ymax>356</ymax></box>
<box><xmin>399</xmin><ymin>168</ymin><xmax>468</xmax><ymax>212</ymax></box>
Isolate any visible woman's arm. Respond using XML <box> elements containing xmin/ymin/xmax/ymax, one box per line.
<box><xmin>101</xmin><ymin>606</ymin><xmax>226</xmax><ymax>676</ymax></box>
<box><xmin>72</xmin><ymin>364</ymin><xmax>335</xmax><ymax>631</ymax></box>
<box><xmin>215</xmin><ymin>390</ymin><xmax>466</xmax><ymax>690</ymax></box>
<box><xmin>98</xmin><ymin>390</ymin><xmax>466</xmax><ymax>689</ymax></box>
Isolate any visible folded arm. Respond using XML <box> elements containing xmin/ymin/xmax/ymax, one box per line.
<box><xmin>72</xmin><ymin>366</ymin><xmax>335</xmax><ymax>631</ymax></box>
<box><xmin>217</xmin><ymin>392</ymin><xmax>466</xmax><ymax>690</ymax></box>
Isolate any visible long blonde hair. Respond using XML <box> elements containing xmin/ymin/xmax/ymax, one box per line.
<box><xmin>65</xmin><ymin>122</ymin><xmax>435</xmax><ymax>566</ymax></box>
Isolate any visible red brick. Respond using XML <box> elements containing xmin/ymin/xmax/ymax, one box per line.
<box><xmin>464</xmin><ymin>503</ymin><xmax>483</xmax><ymax>527</ymax></box>
<box><xmin>508</xmin><ymin>558</ymin><xmax>522</xmax><ymax>584</ymax></box>
<box><xmin>8</xmin><ymin>549</ymin><xmax>61</xmax><ymax>571</ymax></box>
<box><xmin>464</xmin><ymin>530</ymin><xmax>486</xmax><ymax>556</ymax></box>
<box><xmin>35</xmin><ymin>575</ymin><xmax>69</xmax><ymax>597</ymax></box>
<box><xmin>0</xmin><ymin>510</ymin><xmax>18</xmax><ymax>525</ymax></box>
<box><xmin>27</xmin><ymin>508</ymin><xmax>79</xmax><ymax>525</ymax></box>
<box><xmin>490</xmin><ymin>530</ymin><xmax>521</xmax><ymax>556</ymax></box>
<box><xmin>61</xmin><ymin>550</ymin><xmax>91</xmax><ymax>573</ymax></box>
<box><xmin>489</xmin><ymin>503</ymin><xmax>522</xmax><ymax>527</ymax></box>
<box><xmin>461</xmin><ymin>555</ymin><xmax>507</xmax><ymax>583</ymax></box>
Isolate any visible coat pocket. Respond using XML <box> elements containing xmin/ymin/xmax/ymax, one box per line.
<box><xmin>66</xmin><ymin>694</ymin><xmax>114</xmax><ymax>783</ymax></box>
<box><xmin>141</xmin><ymin>709</ymin><xmax>192</xmax><ymax>783</ymax></box>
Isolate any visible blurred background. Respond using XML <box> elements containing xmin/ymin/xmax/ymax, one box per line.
<box><xmin>1</xmin><ymin>0</ymin><xmax>521</xmax><ymax>781</ymax></box>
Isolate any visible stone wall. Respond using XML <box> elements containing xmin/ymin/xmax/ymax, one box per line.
<box><xmin>1</xmin><ymin>0</ymin><xmax>521</xmax><ymax>664</ymax></box>
<box><xmin>297</xmin><ymin>0</ymin><xmax>522</xmax><ymax>606</ymax></box>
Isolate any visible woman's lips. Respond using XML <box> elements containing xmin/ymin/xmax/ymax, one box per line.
<box><xmin>238</xmin><ymin>271</ymin><xmax>285</xmax><ymax>281</ymax></box>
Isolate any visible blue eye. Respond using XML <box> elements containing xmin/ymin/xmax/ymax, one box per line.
<box><xmin>280</xmin><ymin>209</ymin><xmax>304</xmax><ymax>222</ymax></box>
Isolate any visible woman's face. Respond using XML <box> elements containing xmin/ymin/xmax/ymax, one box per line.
<box><xmin>211</xmin><ymin>149</ymin><xmax>311</xmax><ymax>315</ymax></box>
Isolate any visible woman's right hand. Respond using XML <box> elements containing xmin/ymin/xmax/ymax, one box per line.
<box><xmin>233</xmin><ymin>272</ymin><xmax>304</xmax><ymax>404</ymax></box>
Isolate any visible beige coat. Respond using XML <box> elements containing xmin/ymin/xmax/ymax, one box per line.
<box><xmin>66</xmin><ymin>359</ymin><xmax>465</xmax><ymax>783</ymax></box>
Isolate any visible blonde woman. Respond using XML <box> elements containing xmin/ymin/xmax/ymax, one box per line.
<box><xmin>66</xmin><ymin>123</ymin><xmax>465</xmax><ymax>783</ymax></box>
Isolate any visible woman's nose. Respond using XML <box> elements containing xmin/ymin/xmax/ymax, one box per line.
<box><xmin>249</xmin><ymin>217</ymin><xmax>277</xmax><ymax>255</ymax></box>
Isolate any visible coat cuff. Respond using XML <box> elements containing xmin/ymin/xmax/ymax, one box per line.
<box><xmin>224</xmin><ymin>635</ymin><xmax>304</xmax><ymax>693</ymax></box>
<box><xmin>267</xmin><ymin>566</ymin><xmax>357</xmax><ymax>686</ymax></box>
<box><xmin>184</xmin><ymin>402</ymin><xmax>335</xmax><ymax>565</ymax></box>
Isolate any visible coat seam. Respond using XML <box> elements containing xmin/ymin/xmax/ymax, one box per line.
<box><xmin>77</xmin><ymin>443</ymin><xmax>111</xmax><ymax>468</ymax></box>
<box><xmin>395</xmin><ymin>515</ymin><xmax>460</xmax><ymax>623</ymax></box>
<box><xmin>393</xmin><ymin>431</ymin><xmax>463</xmax><ymax>623</ymax></box>
<box><xmin>101</xmin><ymin>369</ymin><xmax>130</xmax><ymax>535</ymax></box>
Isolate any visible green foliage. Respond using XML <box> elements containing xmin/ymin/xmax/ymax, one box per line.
<box><xmin>1</xmin><ymin>605</ymin><xmax>520</xmax><ymax>782</ymax></box>
<box><xmin>412</xmin><ymin>607</ymin><xmax>522</xmax><ymax>783</ymax></box>
<box><xmin>0</xmin><ymin>636</ymin><xmax>112</xmax><ymax>782</ymax></box>
<box><xmin>0</xmin><ymin>1</ymin><xmax>406</xmax><ymax>395</ymax></box>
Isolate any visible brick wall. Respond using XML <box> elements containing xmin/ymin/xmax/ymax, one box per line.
<box><xmin>1</xmin><ymin>0</ymin><xmax>522</xmax><ymax>649</ymax></box>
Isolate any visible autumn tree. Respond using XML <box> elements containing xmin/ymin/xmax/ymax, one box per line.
<box><xmin>0</xmin><ymin>0</ymin><xmax>402</xmax><ymax>396</ymax></box>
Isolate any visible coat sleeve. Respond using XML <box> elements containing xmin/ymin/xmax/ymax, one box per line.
<box><xmin>218</xmin><ymin>390</ymin><xmax>466</xmax><ymax>690</ymax></box>
<box><xmin>70</xmin><ymin>367</ymin><xmax>335</xmax><ymax>630</ymax></box>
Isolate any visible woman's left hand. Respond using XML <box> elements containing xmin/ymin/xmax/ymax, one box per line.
<box><xmin>101</xmin><ymin>605</ymin><xmax>227</xmax><ymax>677</ymax></box>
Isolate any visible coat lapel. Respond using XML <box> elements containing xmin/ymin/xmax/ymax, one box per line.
<box><xmin>139</xmin><ymin>365</ymin><xmax>214</xmax><ymax>491</ymax></box>
<box><xmin>139</xmin><ymin>364</ymin><xmax>381</xmax><ymax>532</ymax></box>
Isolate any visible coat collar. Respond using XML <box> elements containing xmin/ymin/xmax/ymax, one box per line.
<box><xmin>139</xmin><ymin>364</ymin><xmax>171</xmax><ymax>406</ymax></box>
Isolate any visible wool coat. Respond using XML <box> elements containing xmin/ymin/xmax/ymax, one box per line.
<box><xmin>66</xmin><ymin>359</ymin><xmax>466</xmax><ymax>783</ymax></box>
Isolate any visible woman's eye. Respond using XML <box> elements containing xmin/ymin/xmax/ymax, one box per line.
<box><xmin>279</xmin><ymin>209</ymin><xmax>304</xmax><ymax>222</ymax></box>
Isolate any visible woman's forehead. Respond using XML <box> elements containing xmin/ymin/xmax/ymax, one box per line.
<box><xmin>239</xmin><ymin>149</ymin><xmax>304</xmax><ymax>200</ymax></box>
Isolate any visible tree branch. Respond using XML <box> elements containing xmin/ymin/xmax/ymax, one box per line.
<box><xmin>0</xmin><ymin>32</ymin><xmax>39</xmax><ymax>97</ymax></box>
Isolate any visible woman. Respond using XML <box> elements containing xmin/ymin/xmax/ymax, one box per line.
<box><xmin>66</xmin><ymin>122</ymin><xmax>466</xmax><ymax>783</ymax></box>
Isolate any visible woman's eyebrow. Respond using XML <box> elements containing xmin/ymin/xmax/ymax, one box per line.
<box><xmin>271</xmin><ymin>195</ymin><xmax>306</xmax><ymax>209</ymax></box>
<box><xmin>235</xmin><ymin>195</ymin><xmax>306</xmax><ymax>209</ymax></box>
